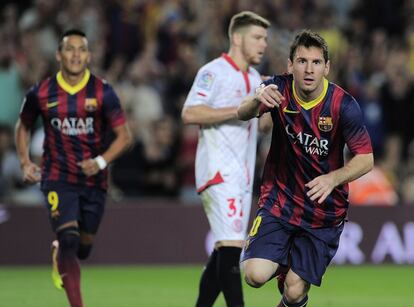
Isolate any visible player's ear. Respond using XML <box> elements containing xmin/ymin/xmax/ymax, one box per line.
<box><xmin>287</xmin><ymin>58</ymin><xmax>293</xmax><ymax>74</ymax></box>
<box><xmin>86</xmin><ymin>51</ymin><xmax>91</xmax><ymax>64</ymax></box>
<box><xmin>324</xmin><ymin>60</ymin><xmax>330</xmax><ymax>76</ymax></box>
<box><xmin>55</xmin><ymin>50</ymin><xmax>61</xmax><ymax>63</ymax></box>
<box><xmin>233</xmin><ymin>32</ymin><xmax>242</xmax><ymax>46</ymax></box>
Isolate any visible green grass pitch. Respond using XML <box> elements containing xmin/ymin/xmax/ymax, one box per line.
<box><xmin>0</xmin><ymin>265</ymin><xmax>412</xmax><ymax>306</ymax></box>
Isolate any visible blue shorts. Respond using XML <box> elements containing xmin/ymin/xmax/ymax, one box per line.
<box><xmin>241</xmin><ymin>208</ymin><xmax>344</xmax><ymax>286</ymax></box>
<box><xmin>41</xmin><ymin>181</ymin><xmax>106</xmax><ymax>234</ymax></box>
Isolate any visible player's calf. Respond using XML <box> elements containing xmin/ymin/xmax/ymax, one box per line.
<box><xmin>274</xmin><ymin>264</ymin><xmax>289</xmax><ymax>295</ymax></box>
<box><xmin>217</xmin><ymin>246</ymin><xmax>244</xmax><ymax>306</ymax></box>
<box><xmin>77</xmin><ymin>244</ymin><xmax>92</xmax><ymax>260</ymax></box>
<box><xmin>57</xmin><ymin>226</ymin><xmax>84</xmax><ymax>307</ymax></box>
<box><xmin>77</xmin><ymin>232</ymin><xmax>95</xmax><ymax>260</ymax></box>
<box><xmin>281</xmin><ymin>272</ymin><xmax>310</xmax><ymax>305</ymax></box>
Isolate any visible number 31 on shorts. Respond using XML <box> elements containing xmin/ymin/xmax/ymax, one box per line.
<box><xmin>249</xmin><ymin>216</ymin><xmax>262</xmax><ymax>237</ymax></box>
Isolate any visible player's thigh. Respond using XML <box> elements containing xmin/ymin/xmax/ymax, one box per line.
<box><xmin>42</xmin><ymin>182</ymin><xmax>80</xmax><ymax>232</ymax></box>
<box><xmin>200</xmin><ymin>183</ymin><xmax>247</xmax><ymax>241</ymax></box>
<box><xmin>241</xmin><ymin>208</ymin><xmax>294</xmax><ymax>267</ymax></box>
<box><xmin>290</xmin><ymin>225</ymin><xmax>344</xmax><ymax>286</ymax></box>
<box><xmin>78</xmin><ymin>187</ymin><xmax>107</xmax><ymax>235</ymax></box>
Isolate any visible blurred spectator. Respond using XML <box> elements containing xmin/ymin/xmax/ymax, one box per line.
<box><xmin>359</xmin><ymin>78</ymin><xmax>385</xmax><ymax>157</ymax></box>
<box><xmin>0</xmin><ymin>31</ymin><xmax>23</xmax><ymax>126</ymax></box>
<box><xmin>112</xmin><ymin>116</ymin><xmax>179</xmax><ymax>198</ymax></box>
<box><xmin>2</xmin><ymin>0</ymin><xmax>414</xmax><ymax>204</ymax></box>
<box><xmin>349</xmin><ymin>166</ymin><xmax>399</xmax><ymax>206</ymax></box>
<box><xmin>380</xmin><ymin>44</ymin><xmax>414</xmax><ymax>174</ymax></box>
<box><xmin>104</xmin><ymin>0</ymin><xmax>144</xmax><ymax>66</ymax></box>
<box><xmin>56</xmin><ymin>0</ymin><xmax>105</xmax><ymax>46</ymax></box>
<box><xmin>18</xmin><ymin>0</ymin><xmax>60</xmax><ymax>59</ymax></box>
<box><xmin>116</xmin><ymin>43</ymin><xmax>165</xmax><ymax>144</ymax></box>
<box><xmin>178</xmin><ymin>124</ymin><xmax>198</xmax><ymax>203</ymax></box>
<box><xmin>400</xmin><ymin>142</ymin><xmax>414</xmax><ymax>205</ymax></box>
<box><xmin>0</xmin><ymin>124</ymin><xmax>21</xmax><ymax>199</ymax></box>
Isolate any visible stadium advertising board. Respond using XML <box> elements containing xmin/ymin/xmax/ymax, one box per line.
<box><xmin>0</xmin><ymin>204</ymin><xmax>413</xmax><ymax>264</ymax></box>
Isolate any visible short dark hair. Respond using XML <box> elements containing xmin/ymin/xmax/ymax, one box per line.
<box><xmin>289</xmin><ymin>29</ymin><xmax>329</xmax><ymax>63</ymax></box>
<box><xmin>58</xmin><ymin>29</ymin><xmax>87</xmax><ymax>50</ymax></box>
<box><xmin>228</xmin><ymin>11</ymin><xmax>270</xmax><ymax>39</ymax></box>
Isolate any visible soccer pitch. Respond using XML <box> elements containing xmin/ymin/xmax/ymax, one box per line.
<box><xmin>0</xmin><ymin>265</ymin><xmax>412</xmax><ymax>307</ymax></box>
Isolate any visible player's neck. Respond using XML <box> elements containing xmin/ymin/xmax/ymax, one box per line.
<box><xmin>60</xmin><ymin>69</ymin><xmax>87</xmax><ymax>86</ymax></box>
<box><xmin>294</xmin><ymin>81</ymin><xmax>325</xmax><ymax>102</ymax></box>
<box><xmin>226</xmin><ymin>49</ymin><xmax>249</xmax><ymax>72</ymax></box>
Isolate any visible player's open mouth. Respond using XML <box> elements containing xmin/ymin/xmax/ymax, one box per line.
<box><xmin>304</xmin><ymin>78</ymin><xmax>313</xmax><ymax>85</ymax></box>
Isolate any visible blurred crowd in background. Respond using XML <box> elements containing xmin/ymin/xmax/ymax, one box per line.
<box><xmin>0</xmin><ymin>0</ymin><xmax>413</xmax><ymax>206</ymax></box>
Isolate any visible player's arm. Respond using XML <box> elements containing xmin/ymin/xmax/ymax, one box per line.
<box><xmin>259</xmin><ymin>113</ymin><xmax>273</xmax><ymax>133</ymax></box>
<box><xmin>15</xmin><ymin>119</ymin><xmax>41</xmax><ymax>183</ymax></box>
<box><xmin>181</xmin><ymin>104</ymin><xmax>238</xmax><ymax>125</ymax></box>
<box><xmin>78</xmin><ymin>123</ymin><xmax>133</xmax><ymax>177</ymax></box>
<box><xmin>306</xmin><ymin>153</ymin><xmax>374</xmax><ymax>204</ymax></box>
<box><xmin>238</xmin><ymin>84</ymin><xmax>284</xmax><ymax>120</ymax></box>
<box><xmin>306</xmin><ymin>97</ymin><xmax>374</xmax><ymax>204</ymax></box>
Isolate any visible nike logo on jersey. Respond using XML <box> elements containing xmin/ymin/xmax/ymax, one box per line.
<box><xmin>47</xmin><ymin>101</ymin><xmax>59</xmax><ymax>108</ymax></box>
<box><xmin>283</xmin><ymin>106</ymin><xmax>300</xmax><ymax>114</ymax></box>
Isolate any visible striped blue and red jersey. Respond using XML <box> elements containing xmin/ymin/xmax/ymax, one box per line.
<box><xmin>19</xmin><ymin>69</ymin><xmax>126</xmax><ymax>190</ymax></box>
<box><xmin>258</xmin><ymin>74</ymin><xmax>372</xmax><ymax>228</ymax></box>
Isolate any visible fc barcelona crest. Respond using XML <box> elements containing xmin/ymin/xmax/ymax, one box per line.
<box><xmin>85</xmin><ymin>98</ymin><xmax>97</xmax><ymax>112</ymax></box>
<box><xmin>318</xmin><ymin>116</ymin><xmax>333</xmax><ymax>132</ymax></box>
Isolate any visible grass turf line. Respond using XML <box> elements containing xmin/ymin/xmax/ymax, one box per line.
<box><xmin>0</xmin><ymin>265</ymin><xmax>412</xmax><ymax>307</ymax></box>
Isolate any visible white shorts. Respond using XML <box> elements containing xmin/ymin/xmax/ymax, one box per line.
<box><xmin>200</xmin><ymin>182</ymin><xmax>252</xmax><ymax>242</ymax></box>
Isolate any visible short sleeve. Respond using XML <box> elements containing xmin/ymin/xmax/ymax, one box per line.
<box><xmin>103</xmin><ymin>84</ymin><xmax>126</xmax><ymax>128</ymax></box>
<box><xmin>183</xmin><ymin>67</ymin><xmax>219</xmax><ymax>107</ymax></box>
<box><xmin>19</xmin><ymin>85</ymin><xmax>40</xmax><ymax>127</ymax></box>
<box><xmin>340</xmin><ymin>97</ymin><xmax>373</xmax><ymax>155</ymax></box>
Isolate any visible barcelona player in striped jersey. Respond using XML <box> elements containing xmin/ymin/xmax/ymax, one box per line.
<box><xmin>238</xmin><ymin>30</ymin><xmax>373</xmax><ymax>307</ymax></box>
<box><xmin>15</xmin><ymin>29</ymin><xmax>132</xmax><ymax>307</ymax></box>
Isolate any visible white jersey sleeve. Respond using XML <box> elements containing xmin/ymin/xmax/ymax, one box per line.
<box><xmin>184</xmin><ymin>66</ymin><xmax>220</xmax><ymax>107</ymax></box>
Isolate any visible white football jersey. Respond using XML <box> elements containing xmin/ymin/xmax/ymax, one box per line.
<box><xmin>184</xmin><ymin>53</ymin><xmax>262</xmax><ymax>194</ymax></box>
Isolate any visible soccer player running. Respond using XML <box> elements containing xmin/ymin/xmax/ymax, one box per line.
<box><xmin>182</xmin><ymin>11</ymin><xmax>271</xmax><ymax>307</ymax></box>
<box><xmin>238</xmin><ymin>30</ymin><xmax>374</xmax><ymax>307</ymax></box>
<box><xmin>15</xmin><ymin>29</ymin><xmax>132</xmax><ymax>307</ymax></box>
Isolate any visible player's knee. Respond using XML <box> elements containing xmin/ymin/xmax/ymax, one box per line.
<box><xmin>57</xmin><ymin>227</ymin><xmax>80</xmax><ymax>253</ymax></box>
<box><xmin>244</xmin><ymin>270</ymin><xmax>268</xmax><ymax>288</ymax></box>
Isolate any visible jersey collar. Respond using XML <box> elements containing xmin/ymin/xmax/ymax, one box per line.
<box><xmin>221</xmin><ymin>53</ymin><xmax>249</xmax><ymax>73</ymax></box>
<box><xmin>57</xmin><ymin>69</ymin><xmax>90</xmax><ymax>95</ymax></box>
<box><xmin>293</xmin><ymin>78</ymin><xmax>328</xmax><ymax>110</ymax></box>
